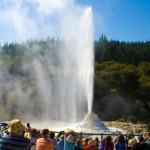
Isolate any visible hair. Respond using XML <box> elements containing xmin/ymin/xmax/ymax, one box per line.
<box><xmin>138</xmin><ymin>135</ymin><xmax>144</xmax><ymax>143</ymax></box>
<box><xmin>106</xmin><ymin>135</ymin><xmax>113</xmax><ymax>145</ymax></box>
<box><xmin>37</xmin><ymin>130</ymin><xmax>41</xmax><ymax>138</ymax></box>
<box><xmin>49</xmin><ymin>131</ymin><xmax>55</xmax><ymax>139</ymax></box>
<box><xmin>85</xmin><ymin>138</ymin><xmax>89</xmax><ymax>143</ymax></box>
<box><xmin>117</xmin><ymin>134</ymin><xmax>126</xmax><ymax>144</ymax></box>
<box><xmin>31</xmin><ymin>128</ymin><xmax>37</xmax><ymax>136</ymax></box>
<box><xmin>127</xmin><ymin>132</ymin><xmax>134</xmax><ymax>140</ymax></box>
<box><xmin>95</xmin><ymin>137</ymin><xmax>99</xmax><ymax>141</ymax></box>
<box><xmin>42</xmin><ymin>129</ymin><xmax>49</xmax><ymax>138</ymax></box>
<box><xmin>27</xmin><ymin>123</ymin><xmax>30</xmax><ymax>128</ymax></box>
<box><xmin>76</xmin><ymin>138</ymin><xmax>81</xmax><ymax>143</ymax></box>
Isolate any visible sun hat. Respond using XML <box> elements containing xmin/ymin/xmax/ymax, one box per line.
<box><xmin>128</xmin><ymin>138</ymin><xmax>137</xmax><ymax>148</ymax></box>
<box><xmin>8</xmin><ymin>119</ymin><xmax>25</xmax><ymax>136</ymax></box>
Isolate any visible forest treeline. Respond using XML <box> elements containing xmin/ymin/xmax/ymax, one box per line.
<box><xmin>0</xmin><ymin>36</ymin><xmax>150</xmax><ymax>122</ymax></box>
<box><xmin>95</xmin><ymin>35</ymin><xmax>150</xmax><ymax>64</ymax></box>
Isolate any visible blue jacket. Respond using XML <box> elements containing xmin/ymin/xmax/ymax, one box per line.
<box><xmin>115</xmin><ymin>143</ymin><xmax>126</xmax><ymax>150</ymax></box>
<box><xmin>64</xmin><ymin>141</ymin><xmax>75</xmax><ymax>150</ymax></box>
<box><xmin>58</xmin><ymin>140</ymin><xmax>64</xmax><ymax>150</ymax></box>
<box><xmin>0</xmin><ymin>135</ymin><xmax>30</xmax><ymax>150</ymax></box>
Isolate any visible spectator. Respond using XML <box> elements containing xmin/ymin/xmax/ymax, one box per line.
<box><xmin>36</xmin><ymin>129</ymin><xmax>53</xmax><ymax>150</ymax></box>
<box><xmin>127</xmin><ymin>138</ymin><xmax>137</xmax><ymax>150</ymax></box>
<box><xmin>28</xmin><ymin>128</ymin><xmax>38</xmax><ymax>145</ymax></box>
<box><xmin>74</xmin><ymin>138</ymin><xmax>82</xmax><ymax>150</ymax></box>
<box><xmin>104</xmin><ymin>135</ymin><xmax>114</xmax><ymax>150</ymax></box>
<box><xmin>64</xmin><ymin>134</ymin><xmax>76</xmax><ymax>150</ymax></box>
<box><xmin>145</xmin><ymin>132</ymin><xmax>150</xmax><ymax>148</ymax></box>
<box><xmin>95</xmin><ymin>137</ymin><xmax>99</xmax><ymax>149</ymax></box>
<box><xmin>83</xmin><ymin>138</ymin><xmax>89</xmax><ymax>150</ymax></box>
<box><xmin>58</xmin><ymin>135</ymin><xmax>64</xmax><ymax>150</ymax></box>
<box><xmin>0</xmin><ymin>119</ymin><xmax>30</xmax><ymax>149</ymax></box>
<box><xmin>27</xmin><ymin>123</ymin><xmax>31</xmax><ymax>131</ymax></box>
<box><xmin>0</xmin><ymin>122</ymin><xmax>8</xmax><ymax>136</ymax></box>
<box><xmin>134</xmin><ymin>135</ymin><xmax>149</xmax><ymax>150</ymax></box>
<box><xmin>87</xmin><ymin>139</ymin><xmax>98</xmax><ymax>150</ymax></box>
<box><xmin>115</xmin><ymin>134</ymin><xmax>126</xmax><ymax>150</ymax></box>
<box><xmin>100</xmin><ymin>138</ymin><xmax>106</xmax><ymax>150</ymax></box>
<box><xmin>49</xmin><ymin>131</ymin><xmax>58</xmax><ymax>150</ymax></box>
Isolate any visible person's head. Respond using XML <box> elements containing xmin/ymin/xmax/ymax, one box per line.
<box><xmin>127</xmin><ymin>131</ymin><xmax>134</xmax><ymax>140</ymax></box>
<box><xmin>88</xmin><ymin>140</ymin><xmax>96</xmax><ymax>147</ymax></box>
<box><xmin>106</xmin><ymin>135</ymin><xmax>113</xmax><ymax>145</ymax></box>
<box><xmin>0</xmin><ymin>122</ymin><xmax>8</xmax><ymax>131</ymax></box>
<box><xmin>8</xmin><ymin>119</ymin><xmax>25</xmax><ymax>136</ymax></box>
<box><xmin>42</xmin><ymin>129</ymin><xmax>49</xmax><ymax>138</ymax></box>
<box><xmin>128</xmin><ymin>138</ymin><xmax>137</xmax><ymax>148</ymax></box>
<box><xmin>31</xmin><ymin>128</ymin><xmax>37</xmax><ymax>137</ymax></box>
<box><xmin>2</xmin><ymin>129</ymin><xmax>9</xmax><ymax>136</ymax></box>
<box><xmin>138</xmin><ymin>135</ymin><xmax>144</xmax><ymax>143</ymax></box>
<box><xmin>76</xmin><ymin>138</ymin><xmax>81</xmax><ymax>145</ymax></box>
<box><xmin>143</xmin><ymin>132</ymin><xmax>150</xmax><ymax>140</ymax></box>
<box><xmin>59</xmin><ymin>135</ymin><xmax>64</xmax><ymax>141</ymax></box>
<box><xmin>37</xmin><ymin>130</ymin><xmax>41</xmax><ymax>138</ymax></box>
<box><xmin>67</xmin><ymin>134</ymin><xmax>76</xmax><ymax>144</ymax></box>
<box><xmin>27</xmin><ymin>123</ymin><xmax>31</xmax><ymax>128</ymax></box>
<box><xmin>95</xmin><ymin>137</ymin><xmax>99</xmax><ymax>142</ymax></box>
<box><xmin>117</xmin><ymin>134</ymin><xmax>126</xmax><ymax>144</ymax></box>
<box><xmin>84</xmin><ymin>138</ymin><xmax>89</xmax><ymax>145</ymax></box>
<box><xmin>49</xmin><ymin>131</ymin><xmax>55</xmax><ymax>139</ymax></box>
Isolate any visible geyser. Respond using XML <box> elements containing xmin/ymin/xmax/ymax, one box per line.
<box><xmin>31</xmin><ymin>7</ymin><xmax>94</xmax><ymax>122</ymax></box>
<box><xmin>81</xmin><ymin>113</ymin><xmax>108</xmax><ymax>131</ymax></box>
<box><xmin>0</xmin><ymin>0</ymin><xmax>108</xmax><ymax>131</ymax></box>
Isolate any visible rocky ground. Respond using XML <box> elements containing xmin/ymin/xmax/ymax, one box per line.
<box><xmin>106</xmin><ymin>121</ymin><xmax>150</xmax><ymax>134</ymax></box>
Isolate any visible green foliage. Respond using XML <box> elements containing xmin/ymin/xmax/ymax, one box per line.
<box><xmin>94</xmin><ymin>61</ymin><xmax>150</xmax><ymax>122</ymax></box>
<box><xmin>95</xmin><ymin>61</ymin><xmax>140</xmax><ymax>95</ymax></box>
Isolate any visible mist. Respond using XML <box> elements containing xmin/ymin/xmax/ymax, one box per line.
<box><xmin>0</xmin><ymin>0</ymin><xmax>94</xmax><ymax>123</ymax></box>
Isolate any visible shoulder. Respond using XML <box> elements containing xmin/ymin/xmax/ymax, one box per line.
<box><xmin>37</xmin><ymin>138</ymin><xmax>46</xmax><ymax>143</ymax></box>
<box><xmin>58</xmin><ymin>140</ymin><xmax>64</xmax><ymax>144</ymax></box>
<box><xmin>115</xmin><ymin>143</ymin><xmax>126</xmax><ymax>147</ymax></box>
<box><xmin>37</xmin><ymin>138</ymin><xmax>43</xmax><ymax>141</ymax></box>
<box><xmin>1</xmin><ymin>135</ymin><xmax>30</xmax><ymax>142</ymax></box>
<box><xmin>65</xmin><ymin>141</ymin><xmax>75</xmax><ymax>146</ymax></box>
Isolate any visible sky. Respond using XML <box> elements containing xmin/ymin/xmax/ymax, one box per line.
<box><xmin>0</xmin><ymin>0</ymin><xmax>150</xmax><ymax>44</ymax></box>
<box><xmin>77</xmin><ymin>0</ymin><xmax>150</xmax><ymax>41</ymax></box>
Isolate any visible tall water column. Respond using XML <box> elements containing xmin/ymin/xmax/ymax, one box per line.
<box><xmin>32</xmin><ymin>7</ymin><xmax>94</xmax><ymax>122</ymax></box>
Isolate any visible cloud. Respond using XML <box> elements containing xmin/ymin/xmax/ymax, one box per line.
<box><xmin>27</xmin><ymin>0</ymin><xmax>73</xmax><ymax>15</ymax></box>
<box><xmin>0</xmin><ymin>0</ymin><xmax>89</xmax><ymax>43</ymax></box>
<box><xmin>0</xmin><ymin>0</ymin><xmax>39</xmax><ymax>42</ymax></box>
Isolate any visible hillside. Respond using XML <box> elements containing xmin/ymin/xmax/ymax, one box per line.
<box><xmin>0</xmin><ymin>36</ymin><xmax>150</xmax><ymax>122</ymax></box>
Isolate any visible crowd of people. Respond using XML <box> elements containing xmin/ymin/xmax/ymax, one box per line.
<box><xmin>0</xmin><ymin>119</ymin><xmax>150</xmax><ymax>150</ymax></box>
